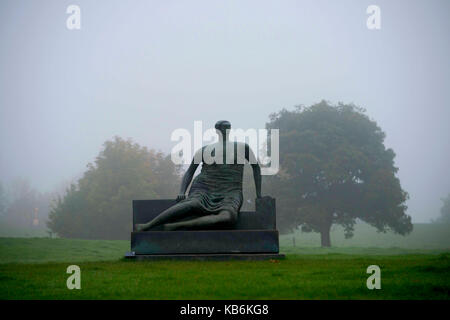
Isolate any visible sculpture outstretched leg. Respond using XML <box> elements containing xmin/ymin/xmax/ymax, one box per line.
<box><xmin>163</xmin><ymin>209</ymin><xmax>237</xmax><ymax>231</ymax></box>
<box><xmin>135</xmin><ymin>201</ymin><xmax>200</xmax><ymax>231</ymax></box>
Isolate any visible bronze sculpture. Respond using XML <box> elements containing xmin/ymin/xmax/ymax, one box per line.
<box><xmin>135</xmin><ymin>120</ymin><xmax>262</xmax><ymax>231</ymax></box>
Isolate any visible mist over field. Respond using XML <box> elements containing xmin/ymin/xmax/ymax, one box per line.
<box><xmin>1</xmin><ymin>1</ymin><xmax>450</xmax><ymax>304</ymax></box>
<box><xmin>0</xmin><ymin>0</ymin><xmax>449</xmax><ymax>240</ymax></box>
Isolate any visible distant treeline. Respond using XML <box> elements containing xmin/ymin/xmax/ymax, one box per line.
<box><xmin>0</xmin><ymin>178</ymin><xmax>52</xmax><ymax>234</ymax></box>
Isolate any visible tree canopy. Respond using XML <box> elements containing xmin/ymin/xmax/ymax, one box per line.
<box><xmin>48</xmin><ymin>136</ymin><xmax>180</xmax><ymax>239</ymax></box>
<box><xmin>264</xmin><ymin>101</ymin><xmax>412</xmax><ymax>246</ymax></box>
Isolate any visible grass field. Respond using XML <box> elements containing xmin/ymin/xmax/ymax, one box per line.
<box><xmin>0</xmin><ymin>223</ymin><xmax>449</xmax><ymax>299</ymax></box>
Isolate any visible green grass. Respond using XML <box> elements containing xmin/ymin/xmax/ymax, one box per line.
<box><xmin>0</xmin><ymin>238</ymin><xmax>129</xmax><ymax>264</ymax></box>
<box><xmin>280</xmin><ymin>223</ymin><xmax>450</xmax><ymax>249</ymax></box>
<box><xmin>1</xmin><ymin>251</ymin><xmax>449</xmax><ymax>299</ymax></box>
<box><xmin>0</xmin><ymin>222</ymin><xmax>449</xmax><ymax>299</ymax></box>
<box><xmin>0</xmin><ymin>222</ymin><xmax>48</xmax><ymax>238</ymax></box>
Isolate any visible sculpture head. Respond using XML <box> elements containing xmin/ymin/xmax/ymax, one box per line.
<box><xmin>215</xmin><ymin>120</ymin><xmax>231</xmax><ymax>140</ymax></box>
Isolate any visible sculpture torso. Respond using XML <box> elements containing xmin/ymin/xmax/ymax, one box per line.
<box><xmin>184</xmin><ymin>141</ymin><xmax>246</xmax><ymax>214</ymax></box>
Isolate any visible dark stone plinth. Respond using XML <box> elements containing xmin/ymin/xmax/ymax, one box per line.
<box><xmin>124</xmin><ymin>251</ymin><xmax>285</xmax><ymax>261</ymax></box>
<box><xmin>128</xmin><ymin>197</ymin><xmax>283</xmax><ymax>259</ymax></box>
<box><xmin>132</xmin><ymin>198</ymin><xmax>276</xmax><ymax>231</ymax></box>
<box><xmin>131</xmin><ymin>230</ymin><xmax>279</xmax><ymax>255</ymax></box>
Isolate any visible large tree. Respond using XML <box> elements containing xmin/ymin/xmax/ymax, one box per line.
<box><xmin>48</xmin><ymin>136</ymin><xmax>180</xmax><ymax>239</ymax></box>
<box><xmin>265</xmin><ymin>101</ymin><xmax>412</xmax><ymax>246</ymax></box>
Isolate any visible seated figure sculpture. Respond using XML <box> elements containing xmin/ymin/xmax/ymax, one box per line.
<box><xmin>135</xmin><ymin>120</ymin><xmax>261</xmax><ymax>231</ymax></box>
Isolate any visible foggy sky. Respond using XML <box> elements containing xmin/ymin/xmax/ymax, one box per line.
<box><xmin>1</xmin><ymin>0</ymin><xmax>449</xmax><ymax>222</ymax></box>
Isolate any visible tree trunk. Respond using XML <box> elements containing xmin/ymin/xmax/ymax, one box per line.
<box><xmin>320</xmin><ymin>224</ymin><xmax>331</xmax><ymax>247</ymax></box>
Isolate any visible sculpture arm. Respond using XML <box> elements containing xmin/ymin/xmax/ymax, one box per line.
<box><xmin>245</xmin><ymin>143</ymin><xmax>262</xmax><ymax>199</ymax></box>
<box><xmin>177</xmin><ymin>148</ymin><xmax>202</xmax><ymax>201</ymax></box>
<box><xmin>179</xmin><ymin>161</ymin><xmax>198</xmax><ymax>195</ymax></box>
<box><xmin>252</xmin><ymin>163</ymin><xmax>262</xmax><ymax>199</ymax></box>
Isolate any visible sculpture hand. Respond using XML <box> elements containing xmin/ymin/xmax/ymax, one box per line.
<box><xmin>176</xmin><ymin>194</ymin><xmax>186</xmax><ymax>202</ymax></box>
